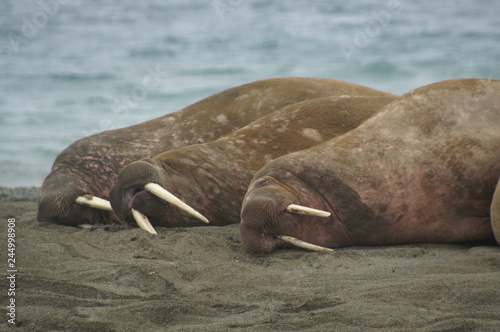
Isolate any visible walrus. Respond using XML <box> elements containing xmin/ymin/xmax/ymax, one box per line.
<box><xmin>239</xmin><ymin>79</ymin><xmax>500</xmax><ymax>254</ymax></box>
<box><xmin>492</xmin><ymin>178</ymin><xmax>500</xmax><ymax>244</ymax></box>
<box><xmin>38</xmin><ymin>77</ymin><xmax>388</xmax><ymax>227</ymax></box>
<box><xmin>109</xmin><ymin>95</ymin><xmax>396</xmax><ymax>233</ymax></box>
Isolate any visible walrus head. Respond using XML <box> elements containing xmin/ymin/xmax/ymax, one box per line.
<box><xmin>37</xmin><ymin>164</ymin><xmax>118</xmax><ymax>226</ymax></box>
<box><xmin>240</xmin><ymin>161</ymin><xmax>347</xmax><ymax>255</ymax></box>
<box><xmin>37</xmin><ymin>141</ymin><xmax>128</xmax><ymax>227</ymax></box>
<box><xmin>109</xmin><ymin>158</ymin><xmax>211</xmax><ymax>233</ymax></box>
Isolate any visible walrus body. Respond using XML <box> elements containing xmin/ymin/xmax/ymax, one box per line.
<box><xmin>109</xmin><ymin>95</ymin><xmax>396</xmax><ymax>228</ymax></box>
<box><xmin>240</xmin><ymin>79</ymin><xmax>500</xmax><ymax>254</ymax></box>
<box><xmin>38</xmin><ymin>77</ymin><xmax>384</xmax><ymax>226</ymax></box>
<box><xmin>491</xmin><ymin>178</ymin><xmax>500</xmax><ymax>244</ymax></box>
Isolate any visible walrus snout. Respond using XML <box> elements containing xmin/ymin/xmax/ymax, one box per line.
<box><xmin>240</xmin><ymin>191</ymin><xmax>296</xmax><ymax>254</ymax></box>
<box><xmin>109</xmin><ymin>159</ymin><xmax>165</xmax><ymax>223</ymax></box>
<box><xmin>38</xmin><ymin>191</ymin><xmax>106</xmax><ymax>226</ymax></box>
<box><xmin>38</xmin><ymin>192</ymin><xmax>72</xmax><ymax>224</ymax></box>
<box><xmin>38</xmin><ymin>166</ymin><xmax>82</xmax><ymax>225</ymax></box>
<box><xmin>241</xmin><ymin>174</ymin><xmax>336</xmax><ymax>254</ymax></box>
<box><xmin>241</xmin><ymin>197</ymin><xmax>291</xmax><ymax>231</ymax></box>
<box><xmin>110</xmin><ymin>159</ymin><xmax>210</xmax><ymax>231</ymax></box>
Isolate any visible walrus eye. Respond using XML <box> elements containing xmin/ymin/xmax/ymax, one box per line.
<box><xmin>256</xmin><ymin>178</ymin><xmax>269</xmax><ymax>188</ymax></box>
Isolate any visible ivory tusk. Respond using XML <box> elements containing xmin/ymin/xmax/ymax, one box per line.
<box><xmin>144</xmin><ymin>183</ymin><xmax>209</xmax><ymax>224</ymax></box>
<box><xmin>277</xmin><ymin>235</ymin><xmax>334</xmax><ymax>252</ymax></box>
<box><xmin>131</xmin><ymin>208</ymin><xmax>158</xmax><ymax>235</ymax></box>
<box><xmin>75</xmin><ymin>195</ymin><xmax>113</xmax><ymax>211</ymax></box>
<box><xmin>285</xmin><ymin>204</ymin><xmax>331</xmax><ymax>218</ymax></box>
<box><xmin>77</xmin><ymin>224</ymin><xmax>93</xmax><ymax>230</ymax></box>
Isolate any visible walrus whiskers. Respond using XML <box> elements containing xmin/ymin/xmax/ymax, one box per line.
<box><xmin>285</xmin><ymin>204</ymin><xmax>331</xmax><ymax>217</ymax></box>
<box><xmin>131</xmin><ymin>208</ymin><xmax>158</xmax><ymax>235</ymax></box>
<box><xmin>75</xmin><ymin>195</ymin><xmax>113</xmax><ymax>211</ymax></box>
<box><xmin>144</xmin><ymin>183</ymin><xmax>210</xmax><ymax>224</ymax></box>
<box><xmin>277</xmin><ymin>235</ymin><xmax>334</xmax><ymax>252</ymax></box>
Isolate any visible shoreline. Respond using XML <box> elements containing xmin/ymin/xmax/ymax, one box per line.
<box><xmin>0</xmin><ymin>186</ymin><xmax>41</xmax><ymax>202</ymax></box>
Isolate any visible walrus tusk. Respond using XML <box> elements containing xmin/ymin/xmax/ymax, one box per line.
<box><xmin>131</xmin><ymin>208</ymin><xmax>158</xmax><ymax>235</ymax></box>
<box><xmin>277</xmin><ymin>235</ymin><xmax>334</xmax><ymax>252</ymax></box>
<box><xmin>75</xmin><ymin>195</ymin><xmax>113</xmax><ymax>211</ymax></box>
<box><xmin>285</xmin><ymin>204</ymin><xmax>331</xmax><ymax>217</ymax></box>
<box><xmin>77</xmin><ymin>224</ymin><xmax>93</xmax><ymax>230</ymax></box>
<box><xmin>144</xmin><ymin>183</ymin><xmax>210</xmax><ymax>224</ymax></box>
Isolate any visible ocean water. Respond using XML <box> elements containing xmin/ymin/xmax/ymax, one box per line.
<box><xmin>1</xmin><ymin>0</ymin><xmax>499</xmax><ymax>186</ymax></box>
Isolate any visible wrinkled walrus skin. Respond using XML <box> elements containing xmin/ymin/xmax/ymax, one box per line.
<box><xmin>38</xmin><ymin>77</ymin><xmax>388</xmax><ymax>227</ymax></box>
<box><xmin>491</xmin><ymin>178</ymin><xmax>500</xmax><ymax>244</ymax></box>
<box><xmin>240</xmin><ymin>79</ymin><xmax>500</xmax><ymax>254</ymax></box>
<box><xmin>109</xmin><ymin>95</ymin><xmax>396</xmax><ymax>228</ymax></box>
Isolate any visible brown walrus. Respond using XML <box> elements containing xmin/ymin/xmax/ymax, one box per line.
<box><xmin>491</xmin><ymin>178</ymin><xmax>500</xmax><ymax>244</ymax></box>
<box><xmin>240</xmin><ymin>79</ymin><xmax>500</xmax><ymax>254</ymax></box>
<box><xmin>38</xmin><ymin>77</ymin><xmax>390</xmax><ymax>227</ymax></box>
<box><xmin>109</xmin><ymin>95</ymin><xmax>396</xmax><ymax>232</ymax></box>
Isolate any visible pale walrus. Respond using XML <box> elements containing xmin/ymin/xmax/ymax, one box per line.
<box><xmin>38</xmin><ymin>77</ymin><xmax>386</xmax><ymax>227</ymax></box>
<box><xmin>240</xmin><ymin>79</ymin><xmax>500</xmax><ymax>254</ymax></box>
<box><xmin>109</xmin><ymin>95</ymin><xmax>396</xmax><ymax>233</ymax></box>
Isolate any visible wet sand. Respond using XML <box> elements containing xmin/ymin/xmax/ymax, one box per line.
<box><xmin>1</xmin><ymin>200</ymin><xmax>499</xmax><ymax>331</ymax></box>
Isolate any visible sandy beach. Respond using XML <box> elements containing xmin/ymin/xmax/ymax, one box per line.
<box><xmin>1</xmin><ymin>197</ymin><xmax>499</xmax><ymax>331</ymax></box>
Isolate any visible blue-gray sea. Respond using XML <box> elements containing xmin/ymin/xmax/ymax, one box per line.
<box><xmin>1</xmin><ymin>0</ymin><xmax>499</xmax><ymax>186</ymax></box>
